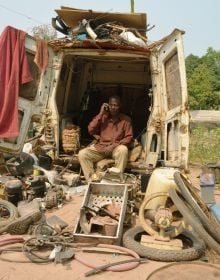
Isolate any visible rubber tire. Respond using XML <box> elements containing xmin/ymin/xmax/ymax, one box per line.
<box><xmin>123</xmin><ymin>226</ymin><xmax>205</xmax><ymax>262</ymax></box>
<box><xmin>0</xmin><ymin>199</ymin><xmax>19</xmax><ymax>227</ymax></box>
<box><xmin>174</xmin><ymin>171</ymin><xmax>220</xmax><ymax>243</ymax></box>
<box><xmin>169</xmin><ymin>188</ymin><xmax>220</xmax><ymax>254</ymax></box>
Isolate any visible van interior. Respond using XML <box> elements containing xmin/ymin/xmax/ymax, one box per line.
<box><xmin>55</xmin><ymin>53</ymin><xmax>153</xmax><ymax>155</ymax></box>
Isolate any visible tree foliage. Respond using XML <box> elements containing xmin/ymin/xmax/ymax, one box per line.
<box><xmin>185</xmin><ymin>48</ymin><xmax>220</xmax><ymax>110</ymax></box>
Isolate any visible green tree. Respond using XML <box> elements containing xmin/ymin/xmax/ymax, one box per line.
<box><xmin>186</xmin><ymin>48</ymin><xmax>220</xmax><ymax>110</ymax></box>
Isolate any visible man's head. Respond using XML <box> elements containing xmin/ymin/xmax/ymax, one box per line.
<box><xmin>108</xmin><ymin>95</ymin><xmax>121</xmax><ymax>117</ymax></box>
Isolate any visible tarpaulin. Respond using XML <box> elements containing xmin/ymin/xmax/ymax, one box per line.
<box><xmin>0</xmin><ymin>26</ymin><xmax>33</xmax><ymax>138</ymax></box>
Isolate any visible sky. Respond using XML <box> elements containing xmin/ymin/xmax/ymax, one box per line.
<box><xmin>0</xmin><ymin>0</ymin><xmax>219</xmax><ymax>57</ymax></box>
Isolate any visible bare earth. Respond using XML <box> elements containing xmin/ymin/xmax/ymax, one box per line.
<box><xmin>0</xmin><ymin>166</ymin><xmax>220</xmax><ymax>280</ymax></box>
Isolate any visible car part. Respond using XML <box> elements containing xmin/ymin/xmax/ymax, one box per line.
<box><xmin>123</xmin><ymin>226</ymin><xmax>205</xmax><ymax>262</ymax></box>
<box><xmin>169</xmin><ymin>188</ymin><xmax>220</xmax><ymax>254</ymax></box>
<box><xmin>25</xmin><ymin>176</ymin><xmax>46</xmax><ymax>200</ymax></box>
<box><xmin>5</xmin><ymin>179</ymin><xmax>23</xmax><ymax>206</ymax></box>
<box><xmin>139</xmin><ymin>192</ymin><xmax>186</xmax><ymax>239</ymax></box>
<box><xmin>44</xmin><ymin>190</ymin><xmax>59</xmax><ymax>209</ymax></box>
<box><xmin>51</xmin><ymin>16</ymin><xmax>70</xmax><ymax>35</ymax></box>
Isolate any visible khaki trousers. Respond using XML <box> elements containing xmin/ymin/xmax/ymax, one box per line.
<box><xmin>78</xmin><ymin>144</ymin><xmax>128</xmax><ymax>181</ymax></box>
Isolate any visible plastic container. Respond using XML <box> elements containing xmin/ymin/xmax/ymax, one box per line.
<box><xmin>144</xmin><ymin>167</ymin><xmax>178</xmax><ymax>209</ymax></box>
<box><xmin>200</xmin><ymin>173</ymin><xmax>215</xmax><ymax>205</ymax></box>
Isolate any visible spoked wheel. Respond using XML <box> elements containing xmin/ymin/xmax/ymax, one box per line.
<box><xmin>0</xmin><ymin>199</ymin><xmax>19</xmax><ymax>227</ymax></box>
<box><xmin>139</xmin><ymin>192</ymin><xmax>187</xmax><ymax>239</ymax></box>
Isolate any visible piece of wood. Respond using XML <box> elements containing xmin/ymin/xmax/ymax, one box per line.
<box><xmin>140</xmin><ymin>235</ymin><xmax>183</xmax><ymax>250</ymax></box>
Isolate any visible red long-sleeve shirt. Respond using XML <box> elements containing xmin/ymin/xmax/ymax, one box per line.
<box><xmin>88</xmin><ymin>113</ymin><xmax>133</xmax><ymax>153</ymax></box>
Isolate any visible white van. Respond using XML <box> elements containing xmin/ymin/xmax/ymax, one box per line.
<box><xmin>0</xmin><ymin>8</ymin><xmax>189</xmax><ymax>170</ymax></box>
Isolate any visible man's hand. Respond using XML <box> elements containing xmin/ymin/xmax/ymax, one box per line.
<box><xmin>103</xmin><ymin>143</ymin><xmax>118</xmax><ymax>156</ymax></box>
<box><xmin>100</xmin><ymin>103</ymin><xmax>109</xmax><ymax>115</ymax></box>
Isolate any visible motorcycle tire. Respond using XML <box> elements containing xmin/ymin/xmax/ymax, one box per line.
<box><xmin>0</xmin><ymin>199</ymin><xmax>19</xmax><ymax>227</ymax></box>
<box><xmin>169</xmin><ymin>188</ymin><xmax>220</xmax><ymax>254</ymax></box>
<box><xmin>123</xmin><ymin>226</ymin><xmax>205</xmax><ymax>262</ymax></box>
<box><xmin>174</xmin><ymin>171</ymin><xmax>220</xmax><ymax>243</ymax></box>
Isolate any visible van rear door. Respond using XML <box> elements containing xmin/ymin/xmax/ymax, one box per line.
<box><xmin>0</xmin><ymin>35</ymin><xmax>54</xmax><ymax>155</ymax></box>
<box><xmin>159</xmin><ymin>29</ymin><xmax>189</xmax><ymax>169</ymax></box>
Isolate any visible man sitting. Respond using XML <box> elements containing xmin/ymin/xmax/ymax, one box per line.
<box><xmin>78</xmin><ymin>95</ymin><xmax>133</xmax><ymax>181</ymax></box>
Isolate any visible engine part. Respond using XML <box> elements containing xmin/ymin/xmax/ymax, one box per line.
<box><xmin>5</xmin><ymin>179</ymin><xmax>23</xmax><ymax>206</ymax></box>
<box><xmin>154</xmin><ymin>206</ymin><xmax>173</xmax><ymax>241</ymax></box>
<box><xmin>7</xmin><ymin>152</ymin><xmax>34</xmax><ymax>177</ymax></box>
<box><xmin>26</xmin><ymin>176</ymin><xmax>46</xmax><ymax>200</ymax></box>
<box><xmin>139</xmin><ymin>192</ymin><xmax>186</xmax><ymax>239</ymax></box>
<box><xmin>44</xmin><ymin>190</ymin><xmax>59</xmax><ymax>209</ymax></box>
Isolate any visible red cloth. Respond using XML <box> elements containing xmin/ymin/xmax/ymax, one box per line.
<box><xmin>0</xmin><ymin>26</ymin><xmax>33</xmax><ymax>138</ymax></box>
<box><xmin>88</xmin><ymin>113</ymin><xmax>133</xmax><ymax>153</ymax></box>
<box><xmin>34</xmin><ymin>37</ymin><xmax>48</xmax><ymax>72</ymax></box>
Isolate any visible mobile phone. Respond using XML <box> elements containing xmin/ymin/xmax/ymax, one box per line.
<box><xmin>104</xmin><ymin>104</ymin><xmax>109</xmax><ymax>112</ymax></box>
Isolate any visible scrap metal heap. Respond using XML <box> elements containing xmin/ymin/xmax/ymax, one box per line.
<box><xmin>49</xmin><ymin>6</ymin><xmax>157</xmax><ymax>52</ymax></box>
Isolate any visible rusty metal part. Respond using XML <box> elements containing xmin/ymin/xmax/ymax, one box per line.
<box><xmin>154</xmin><ymin>206</ymin><xmax>173</xmax><ymax>241</ymax></box>
<box><xmin>74</xmin><ymin>183</ymin><xmax>128</xmax><ymax>244</ymax></box>
<box><xmin>139</xmin><ymin>192</ymin><xmax>186</xmax><ymax>239</ymax></box>
<box><xmin>94</xmin><ymin>205</ymin><xmax>119</xmax><ymax>221</ymax></box>
<box><xmin>89</xmin><ymin>215</ymin><xmax>118</xmax><ymax>236</ymax></box>
<box><xmin>44</xmin><ymin>191</ymin><xmax>58</xmax><ymax>209</ymax></box>
<box><xmin>79</xmin><ymin>207</ymin><xmax>92</xmax><ymax>234</ymax></box>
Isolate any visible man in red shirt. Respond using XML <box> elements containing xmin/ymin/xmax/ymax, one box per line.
<box><xmin>78</xmin><ymin>95</ymin><xmax>133</xmax><ymax>181</ymax></box>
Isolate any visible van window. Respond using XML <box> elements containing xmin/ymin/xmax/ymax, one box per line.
<box><xmin>165</xmin><ymin>52</ymin><xmax>182</xmax><ymax>110</ymax></box>
<box><xmin>19</xmin><ymin>51</ymin><xmax>40</xmax><ymax>100</ymax></box>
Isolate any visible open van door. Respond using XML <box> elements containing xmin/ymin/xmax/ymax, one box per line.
<box><xmin>159</xmin><ymin>29</ymin><xmax>189</xmax><ymax>169</ymax></box>
<box><xmin>0</xmin><ymin>34</ymin><xmax>54</xmax><ymax>155</ymax></box>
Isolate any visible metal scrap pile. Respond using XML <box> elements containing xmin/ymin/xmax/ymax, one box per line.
<box><xmin>50</xmin><ymin>6</ymin><xmax>150</xmax><ymax>52</ymax></box>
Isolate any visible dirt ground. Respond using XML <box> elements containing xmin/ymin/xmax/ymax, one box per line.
<box><xmin>0</xmin><ymin>166</ymin><xmax>220</xmax><ymax>280</ymax></box>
